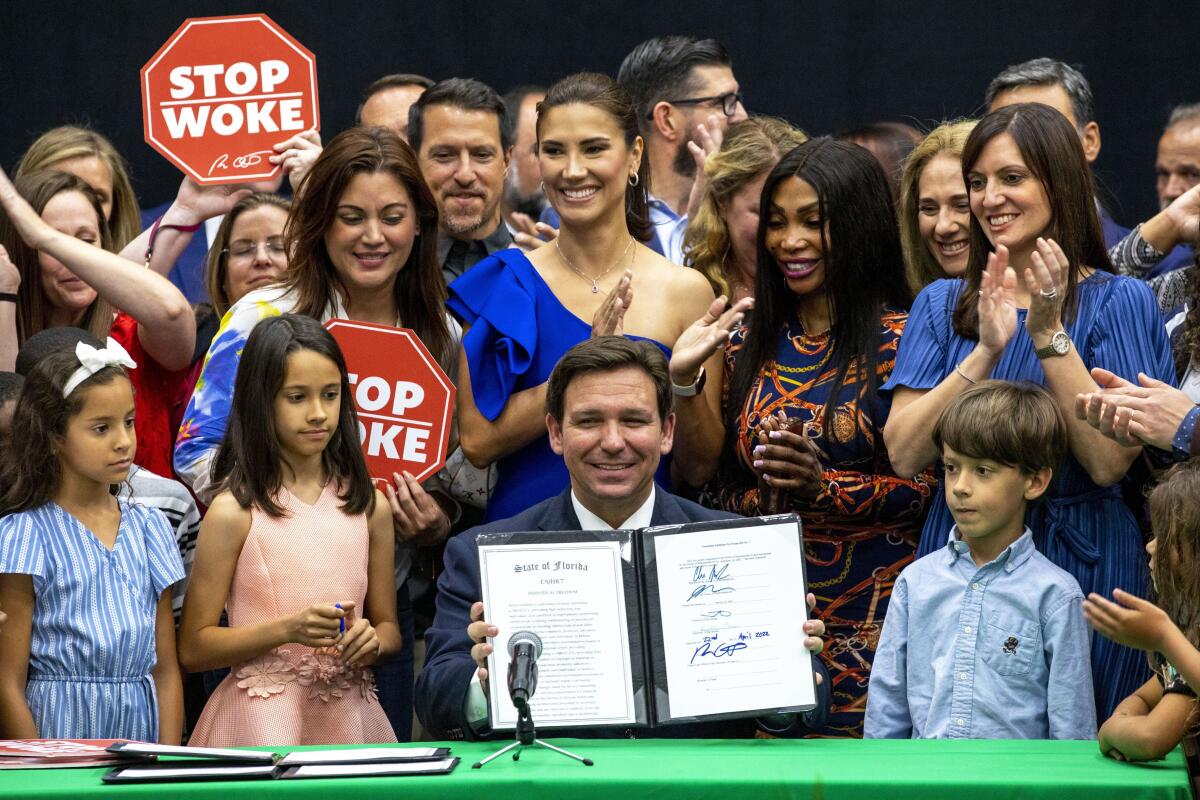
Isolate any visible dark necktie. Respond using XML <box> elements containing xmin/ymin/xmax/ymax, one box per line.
<box><xmin>445</xmin><ymin>238</ymin><xmax>471</xmax><ymax>280</ymax></box>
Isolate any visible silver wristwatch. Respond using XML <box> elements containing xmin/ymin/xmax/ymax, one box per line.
<box><xmin>1034</xmin><ymin>330</ymin><xmax>1071</xmax><ymax>359</ymax></box>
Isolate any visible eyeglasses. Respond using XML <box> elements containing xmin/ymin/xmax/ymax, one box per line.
<box><xmin>651</xmin><ymin>91</ymin><xmax>745</xmax><ymax>119</ymax></box>
<box><xmin>223</xmin><ymin>237</ymin><xmax>286</xmax><ymax>260</ymax></box>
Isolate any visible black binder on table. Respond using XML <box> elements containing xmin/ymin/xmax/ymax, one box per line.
<box><xmin>477</xmin><ymin>514</ymin><xmax>816</xmax><ymax>731</ymax></box>
<box><xmin>102</xmin><ymin>757</ymin><xmax>460</xmax><ymax>783</ymax></box>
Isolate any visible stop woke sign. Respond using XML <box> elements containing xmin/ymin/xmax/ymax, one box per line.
<box><xmin>324</xmin><ymin>320</ymin><xmax>455</xmax><ymax>486</ymax></box>
<box><xmin>141</xmin><ymin>14</ymin><xmax>319</xmax><ymax>185</ymax></box>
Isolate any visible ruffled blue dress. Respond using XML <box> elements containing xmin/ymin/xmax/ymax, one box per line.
<box><xmin>881</xmin><ymin>273</ymin><xmax>1174</xmax><ymax>719</ymax></box>
<box><xmin>447</xmin><ymin>249</ymin><xmax>672</xmax><ymax>522</ymax></box>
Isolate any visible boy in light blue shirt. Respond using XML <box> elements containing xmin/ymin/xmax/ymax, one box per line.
<box><xmin>866</xmin><ymin>381</ymin><xmax>1096</xmax><ymax>739</ymax></box>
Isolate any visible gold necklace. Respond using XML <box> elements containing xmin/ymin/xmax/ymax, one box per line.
<box><xmin>555</xmin><ymin>237</ymin><xmax>636</xmax><ymax>293</ymax></box>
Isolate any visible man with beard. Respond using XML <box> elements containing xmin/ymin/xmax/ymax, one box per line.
<box><xmin>409</xmin><ymin>79</ymin><xmax>515</xmax><ymax>285</ymax></box>
<box><xmin>617</xmin><ymin>36</ymin><xmax>747</xmax><ymax>264</ymax></box>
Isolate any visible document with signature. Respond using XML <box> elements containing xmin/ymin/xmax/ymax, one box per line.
<box><xmin>477</xmin><ymin>531</ymin><xmax>644</xmax><ymax>729</ymax></box>
<box><xmin>642</xmin><ymin>516</ymin><xmax>815</xmax><ymax>721</ymax></box>
<box><xmin>476</xmin><ymin>515</ymin><xmax>812</xmax><ymax>729</ymax></box>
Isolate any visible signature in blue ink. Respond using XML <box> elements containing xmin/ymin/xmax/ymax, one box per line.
<box><xmin>687</xmin><ymin>583</ymin><xmax>736</xmax><ymax>602</ymax></box>
<box><xmin>690</xmin><ymin>638</ymin><xmax>749</xmax><ymax>664</ymax></box>
<box><xmin>699</xmin><ymin>610</ymin><xmax>732</xmax><ymax>618</ymax></box>
<box><xmin>691</xmin><ymin>563</ymin><xmax>732</xmax><ymax>583</ymax></box>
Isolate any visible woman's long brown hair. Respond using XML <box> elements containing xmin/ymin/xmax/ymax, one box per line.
<box><xmin>952</xmin><ymin>103</ymin><xmax>1113</xmax><ymax>339</ymax></box>
<box><xmin>281</xmin><ymin>127</ymin><xmax>452</xmax><ymax>366</ymax></box>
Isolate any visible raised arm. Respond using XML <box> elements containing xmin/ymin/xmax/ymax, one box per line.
<box><xmin>1025</xmin><ymin>239</ymin><xmax>1143</xmax><ymax>486</ymax></box>
<box><xmin>0</xmin><ymin>165</ymin><xmax>196</xmax><ymax>370</ymax></box>
<box><xmin>455</xmin><ymin>336</ymin><xmax>552</xmax><ymax>469</ymax></box>
<box><xmin>0</xmin><ymin>246</ymin><xmax>19</xmax><ymax>372</ymax></box>
<box><xmin>885</xmin><ymin>249</ymin><xmax>1016</xmax><ymax>477</ymax></box>
<box><xmin>456</xmin><ymin>273</ymin><xmax>637</xmax><ymax>468</ymax></box>
<box><xmin>667</xmin><ymin>292</ymin><xmax>753</xmax><ymax>488</ymax></box>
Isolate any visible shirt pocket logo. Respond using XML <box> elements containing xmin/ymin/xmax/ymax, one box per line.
<box><xmin>982</xmin><ymin>614</ymin><xmax>1038</xmax><ymax>677</ymax></box>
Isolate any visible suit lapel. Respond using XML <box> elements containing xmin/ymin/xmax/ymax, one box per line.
<box><xmin>536</xmin><ymin>488</ymin><xmax>581</xmax><ymax>531</ymax></box>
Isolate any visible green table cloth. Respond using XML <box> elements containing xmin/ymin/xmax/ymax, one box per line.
<box><xmin>0</xmin><ymin>738</ymin><xmax>1190</xmax><ymax>800</ymax></box>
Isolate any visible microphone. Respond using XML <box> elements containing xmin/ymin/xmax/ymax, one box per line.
<box><xmin>506</xmin><ymin>631</ymin><xmax>543</xmax><ymax>709</ymax></box>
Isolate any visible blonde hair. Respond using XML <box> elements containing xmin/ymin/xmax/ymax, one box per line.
<box><xmin>683</xmin><ymin>116</ymin><xmax>808</xmax><ymax>298</ymax></box>
<box><xmin>17</xmin><ymin>126</ymin><xmax>142</xmax><ymax>251</ymax></box>
<box><xmin>204</xmin><ymin>193</ymin><xmax>291</xmax><ymax>317</ymax></box>
<box><xmin>898</xmin><ymin>119</ymin><xmax>976</xmax><ymax>294</ymax></box>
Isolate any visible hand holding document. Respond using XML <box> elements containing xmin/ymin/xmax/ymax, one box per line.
<box><xmin>476</xmin><ymin>516</ymin><xmax>815</xmax><ymax>730</ymax></box>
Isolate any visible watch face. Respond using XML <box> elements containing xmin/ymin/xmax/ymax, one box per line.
<box><xmin>1051</xmin><ymin>331</ymin><xmax>1071</xmax><ymax>354</ymax></box>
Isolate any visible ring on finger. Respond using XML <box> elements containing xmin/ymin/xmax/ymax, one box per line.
<box><xmin>1039</xmin><ymin>289</ymin><xmax>1058</xmax><ymax>299</ymax></box>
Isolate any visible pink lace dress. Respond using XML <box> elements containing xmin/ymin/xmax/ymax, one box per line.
<box><xmin>188</xmin><ymin>484</ymin><xmax>396</xmax><ymax>746</ymax></box>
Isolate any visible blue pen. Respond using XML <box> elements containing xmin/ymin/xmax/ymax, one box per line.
<box><xmin>335</xmin><ymin>603</ymin><xmax>346</xmax><ymax>634</ymax></box>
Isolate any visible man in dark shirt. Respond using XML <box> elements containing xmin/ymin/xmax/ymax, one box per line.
<box><xmin>408</xmin><ymin>79</ymin><xmax>514</xmax><ymax>286</ymax></box>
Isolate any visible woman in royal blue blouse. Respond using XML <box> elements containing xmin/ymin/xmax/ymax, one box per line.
<box><xmin>882</xmin><ymin>103</ymin><xmax>1174</xmax><ymax>720</ymax></box>
<box><xmin>448</xmin><ymin>73</ymin><xmax>748</xmax><ymax>521</ymax></box>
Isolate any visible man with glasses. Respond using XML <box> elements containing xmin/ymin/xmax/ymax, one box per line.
<box><xmin>617</xmin><ymin>36</ymin><xmax>748</xmax><ymax>264</ymax></box>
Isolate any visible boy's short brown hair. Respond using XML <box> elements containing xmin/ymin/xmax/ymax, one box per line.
<box><xmin>932</xmin><ymin>380</ymin><xmax>1067</xmax><ymax>473</ymax></box>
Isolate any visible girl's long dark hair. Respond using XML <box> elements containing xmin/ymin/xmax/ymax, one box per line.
<box><xmin>211</xmin><ymin>314</ymin><xmax>374</xmax><ymax>518</ymax></box>
<box><xmin>1148</xmin><ymin>459</ymin><xmax>1200</xmax><ymax>649</ymax></box>
<box><xmin>0</xmin><ymin>349</ymin><xmax>129</xmax><ymax>514</ymax></box>
<box><xmin>952</xmin><ymin>103</ymin><xmax>1114</xmax><ymax>339</ymax></box>
<box><xmin>728</xmin><ymin>138</ymin><xmax>911</xmax><ymax>440</ymax></box>
<box><xmin>282</xmin><ymin>127</ymin><xmax>453</xmax><ymax>367</ymax></box>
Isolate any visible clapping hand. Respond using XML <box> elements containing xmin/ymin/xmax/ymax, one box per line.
<box><xmin>977</xmin><ymin>244</ymin><xmax>1018</xmax><ymax>357</ymax></box>
<box><xmin>753</xmin><ymin>410</ymin><xmax>823</xmax><ymax>512</ymax></box>
<box><xmin>685</xmin><ymin>114</ymin><xmax>725</xmax><ymax>221</ymax></box>
<box><xmin>1023</xmin><ymin>237</ymin><xmax>1070</xmax><ymax>337</ymax></box>
<box><xmin>667</xmin><ymin>295</ymin><xmax>753</xmax><ymax>386</ymax></box>
<box><xmin>1075</xmin><ymin>367</ymin><xmax>1192</xmax><ymax>450</ymax></box>
<box><xmin>591</xmin><ymin>270</ymin><xmax>633</xmax><ymax>337</ymax></box>
<box><xmin>512</xmin><ymin>216</ymin><xmax>558</xmax><ymax>252</ymax></box>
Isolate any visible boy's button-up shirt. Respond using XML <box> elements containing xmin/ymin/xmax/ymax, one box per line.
<box><xmin>865</xmin><ymin>527</ymin><xmax>1097</xmax><ymax>740</ymax></box>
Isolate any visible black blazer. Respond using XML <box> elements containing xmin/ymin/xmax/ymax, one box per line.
<box><xmin>413</xmin><ymin>487</ymin><xmax>828</xmax><ymax>740</ymax></box>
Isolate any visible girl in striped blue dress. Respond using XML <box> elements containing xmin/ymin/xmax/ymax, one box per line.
<box><xmin>0</xmin><ymin>338</ymin><xmax>185</xmax><ymax>743</ymax></box>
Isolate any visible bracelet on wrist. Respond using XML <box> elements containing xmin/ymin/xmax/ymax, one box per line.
<box><xmin>954</xmin><ymin>364</ymin><xmax>977</xmax><ymax>385</ymax></box>
<box><xmin>144</xmin><ymin>215</ymin><xmax>204</xmax><ymax>267</ymax></box>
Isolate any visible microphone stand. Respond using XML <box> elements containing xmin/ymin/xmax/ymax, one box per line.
<box><xmin>471</xmin><ymin>699</ymin><xmax>594</xmax><ymax>768</ymax></box>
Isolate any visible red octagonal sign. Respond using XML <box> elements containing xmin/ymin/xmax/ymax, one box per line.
<box><xmin>141</xmin><ymin>14</ymin><xmax>319</xmax><ymax>185</ymax></box>
<box><xmin>325</xmin><ymin>320</ymin><xmax>455</xmax><ymax>486</ymax></box>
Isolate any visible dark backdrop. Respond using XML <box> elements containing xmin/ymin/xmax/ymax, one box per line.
<box><xmin>3</xmin><ymin>1</ymin><xmax>1198</xmax><ymax>225</ymax></box>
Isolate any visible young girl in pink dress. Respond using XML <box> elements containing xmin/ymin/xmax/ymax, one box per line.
<box><xmin>179</xmin><ymin>314</ymin><xmax>400</xmax><ymax>746</ymax></box>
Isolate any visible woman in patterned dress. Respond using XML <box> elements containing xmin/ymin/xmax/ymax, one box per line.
<box><xmin>697</xmin><ymin>138</ymin><xmax>934</xmax><ymax>737</ymax></box>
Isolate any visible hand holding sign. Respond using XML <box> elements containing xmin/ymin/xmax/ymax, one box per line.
<box><xmin>141</xmin><ymin>14</ymin><xmax>320</xmax><ymax>185</ymax></box>
<box><xmin>323</xmin><ymin>320</ymin><xmax>455</xmax><ymax>484</ymax></box>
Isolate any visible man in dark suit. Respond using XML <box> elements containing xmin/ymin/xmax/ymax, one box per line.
<box><xmin>415</xmin><ymin>336</ymin><xmax>829</xmax><ymax>740</ymax></box>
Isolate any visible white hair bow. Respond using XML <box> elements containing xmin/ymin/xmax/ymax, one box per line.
<box><xmin>62</xmin><ymin>337</ymin><xmax>137</xmax><ymax>398</ymax></box>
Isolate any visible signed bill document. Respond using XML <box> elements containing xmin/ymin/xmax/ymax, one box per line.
<box><xmin>476</xmin><ymin>515</ymin><xmax>814</xmax><ymax>730</ymax></box>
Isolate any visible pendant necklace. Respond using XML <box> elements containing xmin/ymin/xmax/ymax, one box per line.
<box><xmin>555</xmin><ymin>236</ymin><xmax>636</xmax><ymax>293</ymax></box>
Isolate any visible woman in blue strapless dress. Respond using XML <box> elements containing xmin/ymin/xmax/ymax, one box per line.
<box><xmin>448</xmin><ymin>73</ymin><xmax>748</xmax><ymax>521</ymax></box>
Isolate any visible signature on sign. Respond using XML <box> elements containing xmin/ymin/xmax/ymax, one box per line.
<box><xmin>208</xmin><ymin>149</ymin><xmax>274</xmax><ymax>176</ymax></box>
